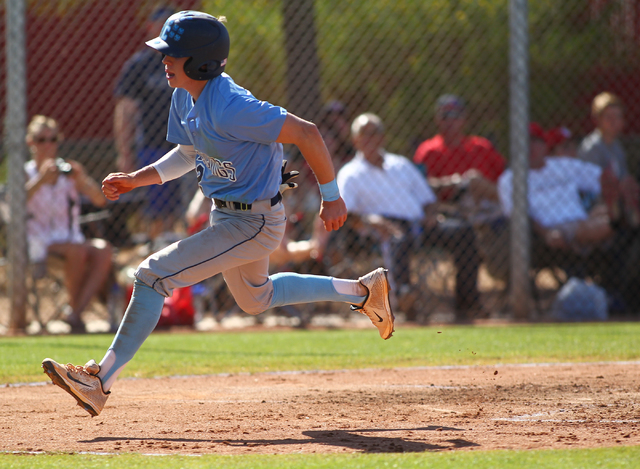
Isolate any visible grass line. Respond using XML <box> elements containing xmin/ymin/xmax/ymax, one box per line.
<box><xmin>1</xmin><ymin>322</ymin><xmax>639</xmax><ymax>384</ymax></box>
<box><xmin>2</xmin><ymin>446</ymin><xmax>640</xmax><ymax>468</ymax></box>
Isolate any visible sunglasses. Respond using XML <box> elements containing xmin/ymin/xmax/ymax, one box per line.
<box><xmin>33</xmin><ymin>136</ymin><xmax>59</xmax><ymax>143</ymax></box>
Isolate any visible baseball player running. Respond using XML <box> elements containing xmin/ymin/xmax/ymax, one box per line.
<box><xmin>42</xmin><ymin>11</ymin><xmax>394</xmax><ymax>417</ymax></box>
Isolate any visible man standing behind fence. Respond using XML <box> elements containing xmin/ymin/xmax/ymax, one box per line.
<box><xmin>113</xmin><ymin>6</ymin><xmax>187</xmax><ymax>244</ymax></box>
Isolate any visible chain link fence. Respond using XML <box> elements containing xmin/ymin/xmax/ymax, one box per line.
<box><xmin>2</xmin><ymin>0</ymin><xmax>640</xmax><ymax>333</ymax></box>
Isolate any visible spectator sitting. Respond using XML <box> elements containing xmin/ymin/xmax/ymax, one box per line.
<box><xmin>413</xmin><ymin>94</ymin><xmax>506</xmax><ymax>216</ymax></box>
<box><xmin>546</xmin><ymin>126</ymin><xmax>578</xmax><ymax>158</ymax></box>
<box><xmin>497</xmin><ymin>123</ymin><xmax>615</xmax><ymax>255</ymax></box>
<box><xmin>268</xmin><ymin>102</ymin><xmax>357</xmax><ymax>274</ymax></box>
<box><xmin>337</xmin><ymin>113</ymin><xmax>484</xmax><ymax>322</ymax></box>
<box><xmin>577</xmin><ymin>91</ymin><xmax>640</xmax><ymax>228</ymax></box>
<box><xmin>25</xmin><ymin>115</ymin><xmax>113</xmax><ymax>333</ymax></box>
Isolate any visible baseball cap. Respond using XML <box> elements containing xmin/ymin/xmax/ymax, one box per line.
<box><xmin>529</xmin><ymin>122</ymin><xmax>547</xmax><ymax>142</ymax></box>
<box><xmin>435</xmin><ymin>94</ymin><xmax>466</xmax><ymax>119</ymax></box>
<box><xmin>323</xmin><ymin>100</ymin><xmax>346</xmax><ymax>115</ymax></box>
<box><xmin>545</xmin><ymin>126</ymin><xmax>572</xmax><ymax>148</ymax></box>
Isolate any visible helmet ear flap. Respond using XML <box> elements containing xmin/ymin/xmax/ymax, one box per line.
<box><xmin>183</xmin><ymin>57</ymin><xmax>227</xmax><ymax>80</ymax></box>
<box><xmin>183</xmin><ymin>57</ymin><xmax>194</xmax><ymax>78</ymax></box>
<box><xmin>199</xmin><ymin>60</ymin><xmax>219</xmax><ymax>75</ymax></box>
<box><xmin>202</xmin><ymin>58</ymin><xmax>227</xmax><ymax>75</ymax></box>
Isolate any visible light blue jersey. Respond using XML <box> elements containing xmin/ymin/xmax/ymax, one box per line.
<box><xmin>167</xmin><ymin>73</ymin><xmax>287</xmax><ymax>204</ymax></box>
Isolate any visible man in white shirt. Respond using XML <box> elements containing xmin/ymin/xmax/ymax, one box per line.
<box><xmin>337</xmin><ymin>113</ymin><xmax>483</xmax><ymax>321</ymax></box>
<box><xmin>498</xmin><ymin>123</ymin><xmax>614</xmax><ymax>253</ymax></box>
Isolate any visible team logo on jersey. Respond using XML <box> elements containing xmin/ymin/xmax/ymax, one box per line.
<box><xmin>196</xmin><ymin>153</ymin><xmax>237</xmax><ymax>182</ymax></box>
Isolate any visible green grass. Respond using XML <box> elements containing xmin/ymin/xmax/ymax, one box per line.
<box><xmin>1</xmin><ymin>322</ymin><xmax>639</xmax><ymax>384</ymax></box>
<box><xmin>2</xmin><ymin>446</ymin><xmax>640</xmax><ymax>468</ymax></box>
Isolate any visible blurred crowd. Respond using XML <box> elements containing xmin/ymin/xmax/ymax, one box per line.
<box><xmin>14</xmin><ymin>7</ymin><xmax>640</xmax><ymax>333</ymax></box>
<box><xmin>267</xmin><ymin>90</ymin><xmax>640</xmax><ymax>325</ymax></box>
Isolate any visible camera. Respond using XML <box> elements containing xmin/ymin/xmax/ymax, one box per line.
<box><xmin>55</xmin><ymin>158</ymin><xmax>73</xmax><ymax>175</ymax></box>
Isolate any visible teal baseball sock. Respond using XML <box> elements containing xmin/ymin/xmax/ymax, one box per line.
<box><xmin>99</xmin><ymin>279</ymin><xmax>166</xmax><ymax>388</ymax></box>
<box><xmin>269</xmin><ymin>272</ymin><xmax>366</xmax><ymax>308</ymax></box>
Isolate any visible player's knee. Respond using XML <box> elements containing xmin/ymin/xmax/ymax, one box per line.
<box><xmin>234</xmin><ymin>297</ymin><xmax>268</xmax><ymax>315</ymax></box>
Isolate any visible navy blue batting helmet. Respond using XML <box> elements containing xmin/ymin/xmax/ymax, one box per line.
<box><xmin>146</xmin><ymin>11</ymin><xmax>230</xmax><ymax>81</ymax></box>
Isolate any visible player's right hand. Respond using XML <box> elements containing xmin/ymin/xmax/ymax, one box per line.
<box><xmin>101</xmin><ymin>172</ymin><xmax>136</xmax><ymax>201</ymax></box>
<box><xmin>319</xmin><ymin>197</ymin><xmax>348</xmax><ymax>232</ymax></box>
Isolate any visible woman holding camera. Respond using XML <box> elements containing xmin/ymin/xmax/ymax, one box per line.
<box><xmin>25</xmin><ymin>115</ymin><xmax>113</xmax><ymax>333</ymax></box>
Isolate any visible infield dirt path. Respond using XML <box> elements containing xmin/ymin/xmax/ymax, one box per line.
<box><xmin>2</xmin><ymin>361</ymin><xmax>639</xmax><ymax>455</ymax></box>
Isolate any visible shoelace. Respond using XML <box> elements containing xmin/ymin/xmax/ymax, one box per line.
<box><xmin>65</xmin><ymin>363</ymin><xmax>91</xmax><ymax>376</ymax></box>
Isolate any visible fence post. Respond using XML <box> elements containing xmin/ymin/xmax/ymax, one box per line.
<box><xmin>509</xmin><ymin>0</ymin><xmax>532</xmax><ymax>320</ymax></box>
<box><xmin>4</xmin><ymin>0</ymin><xmax>29</xmax><ymax>333</ymax></box>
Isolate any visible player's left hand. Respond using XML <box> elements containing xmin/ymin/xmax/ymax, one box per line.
<box><xmin>279</xmin><ymin>159</ymin><xmax>299</xmax><ymax>194</ymax></box>
<box><xmin>320</xmin><ymin>197</ymin><xmax>347</xmax><ymax>232</ymax></box>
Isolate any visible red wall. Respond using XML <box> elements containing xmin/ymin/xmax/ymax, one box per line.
<box><xmin>0</xmin><ymin>1</ymin><xmax>199</xmax><ymax>141</ymax></box>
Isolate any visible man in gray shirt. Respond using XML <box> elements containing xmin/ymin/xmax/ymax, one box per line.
<box><xmin>578</xmin><ymin>91</ymin><xmax>639</xmax><ymax>227</ymax></box>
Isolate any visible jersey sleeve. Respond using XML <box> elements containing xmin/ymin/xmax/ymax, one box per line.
<box><xmin>218</xmin><ymin>94</ymin><xmax>288</xmax><ymax>144</ymax></box>
<box><xmin>167</xmin><ymin>90</ymin><xmax>193</xmax><ymax>145</ymax></box>
<box><xmin>413</xmin><ymin>139</ymin><xmax>430</xmax><ymax>165</ymax></box>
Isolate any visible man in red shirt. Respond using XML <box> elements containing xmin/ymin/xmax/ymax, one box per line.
<box><xmin>414</xmin><ymin>95</ymin><xmax>505</xmax><ymax>205</ymax></box>
<box><xmin>413</xmin><ymin>95</ymin><xmax>506</xmax><ymax>321</ymax></box>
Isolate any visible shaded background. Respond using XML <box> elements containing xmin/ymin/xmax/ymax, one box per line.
<box><xmin>2</xmin><ymin>0</ymin><xmax>640</xmax><ymax>330</ymax></box>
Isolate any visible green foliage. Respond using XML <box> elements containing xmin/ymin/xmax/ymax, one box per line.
<box><xmin>202</xmin><ymin>0</ymin><xmax>287</xmax><ymax>105</ymax></box>
<box><xmin>200</xmin><ymin>0</ymin><xmax>624</xmax><ymax>159</ymax></box>
<box><xmin>528</xmin><ymin>0</ymin><xmax>617</xmax><ymax>127</ymax></box>
<box><xmin>316</xmin><ymin>0</ymin><xmax>511</xmax><ymax>152</ymax></box>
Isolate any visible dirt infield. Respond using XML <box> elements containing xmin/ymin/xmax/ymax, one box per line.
<box><xmin>2</xmin><ymin>361</ymin><xmax>639</xmax><ymax>455</ymax></box>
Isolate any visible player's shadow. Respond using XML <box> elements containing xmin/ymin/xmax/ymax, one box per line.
<box><xmin>81</xmin><ymin>425</ymin><xmax>479</xmax><ymax>453</ymax></box>
<box><xmin>302</xmin><ymin>426</ymin><xmax>478</xmax><ymax>453</ymax></box>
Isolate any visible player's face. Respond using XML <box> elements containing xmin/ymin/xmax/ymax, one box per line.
<box><xmin>162</xmin><ymin>55</ymin><xmax>191</xmax><ymax>89</ymax></box>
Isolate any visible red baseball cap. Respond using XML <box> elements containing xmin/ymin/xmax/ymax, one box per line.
<box><xmin>529</xmin><ymin>122</ymin><xmax>547</xmax><ymax>142</ymax></box>
<box><xmin>545</xmin><ymin>126</ymin><xmax>572</xmax><ymax>148</ymax></box>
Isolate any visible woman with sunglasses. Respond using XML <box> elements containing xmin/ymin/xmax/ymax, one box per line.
<box><xmin>25</xmin><ymin>115</ymin><xmax>113</xmax><ymax>333</ymax></box>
